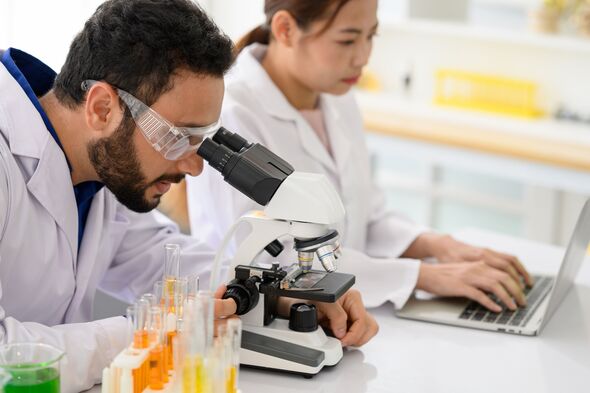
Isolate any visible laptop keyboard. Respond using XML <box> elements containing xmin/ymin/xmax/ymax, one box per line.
<box><xmin>458</xmin><ymin>276</ymin><xmax>553</xmax><ymax>327</ymax></box>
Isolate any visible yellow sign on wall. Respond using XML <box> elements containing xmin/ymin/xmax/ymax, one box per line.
<box><xmin>434</xmin><ymin>69</ymin><xmax>544</xmax><ymax>119</ymax></box>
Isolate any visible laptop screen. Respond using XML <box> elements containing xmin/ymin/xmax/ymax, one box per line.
<box><xmin>542</xmin><ymin>199</ymin><xmax>590</xmax><ymax>327</ymax></box>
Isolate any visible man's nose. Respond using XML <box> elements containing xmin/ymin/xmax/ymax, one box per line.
<box><xmin>176</xmin><ymin>152</ymin><xmax>204</xmax><ymax>177</ymax></box>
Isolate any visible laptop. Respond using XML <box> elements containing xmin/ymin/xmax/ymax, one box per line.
<box><xmin>396</xmin><ymin>199</ymin><xmax>590</xmax><ymax>336</ymax></box>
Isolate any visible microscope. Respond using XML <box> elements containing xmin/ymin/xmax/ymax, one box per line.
<box><xmin>197</xmin><ymin>128</ymin><xmax>355</xmax><ymax>376</ymax></box>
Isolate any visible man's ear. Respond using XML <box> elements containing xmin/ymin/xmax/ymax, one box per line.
<box><xmin>84</xmin><ymin>82</ymin><xmax>123</xmax><ymax>136</ymax></box>
<box><xmin>270</xmin><ymin>10</ymin><xmax>300</xmax><ymax>48</ymax></box>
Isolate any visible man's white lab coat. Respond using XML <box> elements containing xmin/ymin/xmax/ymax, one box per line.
<box><xmin>0</xmin><ymin>60</ymin><xmax>219</xmax><ymax>393</ymax></box>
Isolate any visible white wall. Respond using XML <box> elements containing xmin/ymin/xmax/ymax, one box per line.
<box><xmin>369</xmin><ymin>24</ymin><xmax>590</xmax><ymax>115</ymax></box>
<box><xmin>0</xmin><ymin>0</ymin><xmax>104</xmax><ymax>71</ymax></box>
<box><xmin>0</xmin><ymin>0</ymin><xmax>264</xmax><ymax>71</ymax></box>
<box><xmin>200</xmin><ymin>0</ymin><xmax>264</xmax><ymax>40</ymax></box>
<box><xmin>361</xmin><ymin>1</ymin><xmax>590</xmax><ymax>245</ymax></box>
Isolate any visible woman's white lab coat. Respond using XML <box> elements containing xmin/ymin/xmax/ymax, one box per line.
<box><xmin>0</xmin><ymin>62</ymin><xmax>220</xmax><ymax>393</ymax></box>
<box><xmin>187</xmin><ymin>44</ymin><xmax>427</xmax><ymax>309</ymax></box>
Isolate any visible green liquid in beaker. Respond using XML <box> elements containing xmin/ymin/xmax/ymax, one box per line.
<box><xmin>4</xmin><ymin>366</ymin><xmax>59</xmax><ymax>393</ymax></box>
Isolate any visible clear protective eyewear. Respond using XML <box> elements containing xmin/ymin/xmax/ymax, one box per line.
<box><xmin>81</xmin><ymin>80</ymin><xmax>221</xmax><ymax>160</ymax></box>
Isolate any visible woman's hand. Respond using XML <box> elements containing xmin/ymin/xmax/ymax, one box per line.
<box><xmin>406</xmin><ymin>233</ymin><xmax>535</xmax><ymax>312</ymax></box>
<box><xmin>416</xmin><ymin>262</ymin><xmax>527</xmax><ymax>313</ymax></box>
<box><xmin>427</xmin><ymin>234</ymin><xmax>533</xmax><ymax>287</ymax></box>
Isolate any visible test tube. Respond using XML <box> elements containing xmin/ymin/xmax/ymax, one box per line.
<box><xmin>153</xmin><ymin>280</ymin><xmax>163</xmax><ymax>298</ymax></box>
<box><xmin>152</xmin><ymin>280</ymin><xmax>171</xmax><ymax>376</ymax></box>
<box><xmin>141</xmin><ymin>293</ymin><xmax>158</xmax><ymax>307</ymax></box>
<box><xmin>148</xmin><ymin>306</ymin><xmax>161</xmax><ymax>345</ymax></box>
<box><xmin>175</xmin><ymin>278</ymin><xmax>188</xmax><ymax>323</ymax></box>
<box><xmin>164</xmin><ymin>244</ymin><xmax>181</xmax><ymax>318</ymax></box>
<box><xmin>182</xmin><ymin>292</ymin><xmax>211</xmax><ymax>393</ymax></box>
<box><xmin>196</xmin><ymin>291</ymin><xmax>214</xmax><ymax>350</ymax></box>
<box><xmin>148</xmin><ymin>306</ymin><xmax>165</xmax><ymax>390</ymax></box>
<box><xmin>125</xmin><ymin>305</ymin><xmax>137</xmax><ymax>350</ymax></box>
<box><xmin>134</xmin><ymin>298</ymin><xmax>150</xmax><ymax>349</ymax></box>
<box><xmin>187</xmin><ymin>275</ymin><xmax>200</xmax><ymax>301</ymax></box>
<box><xmin>209</xmin><ymin>338</ymin><xmax>225</xmax><ymax>393</ymax></box>
<box><xmin>142</xmin><ymin>294</ymin><xmax>158</xmax><ymax>345</ymax></box>
<box><xmin>226</xmin><ymin>318</ymin><xmax>242</xmax><ymax>393</ymax></box>
<box><xmin>160</xmin><ymin>307</ymin><xmax>170</xmax><ymax>384</ymax></box>
<box><xmin>165</xmin><ymin>296</ymin><xmax>177</xmax><ymax>371</ymax></box>
<box><xmin>155</xmin><ymin>279</ymin><xmax>178</xmax><ymax>370</ymax></box>
<box><xmin>164</xmin><ymin>244</ymin><xmax>181</xmax><ymax>280</ymax></box>
<box><xmin>131</xmin><ymin>298</ymin><xmax>151</xmax><ymax>393</ymax></box>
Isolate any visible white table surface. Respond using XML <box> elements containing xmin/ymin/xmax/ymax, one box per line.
<box><xmin>237</xmin><ymin>228</ymin><xmax>590</xmax><ymax>393</ymax></box>
<box><xmin>87</xmin><ymin>228</ymin><xmax>590</xmax><ymax>393</ymax></box>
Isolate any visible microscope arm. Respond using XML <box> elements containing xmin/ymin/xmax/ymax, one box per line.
<box><xmin>198</xmin><ymin>128</ymin><xmax>345</xmax><ymax>289</ymax></box>
<box><xmin>209</xmin><ymin>212</ymin><xmax>335</xmax><ymax>289</ymax></box>
<box><xmin>230</xmin><ymin>214</ymin><xmax>333</xmax><ymax>271</ymax></box>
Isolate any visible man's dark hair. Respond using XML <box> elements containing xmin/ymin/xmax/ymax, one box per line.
<box><xmin>54</xmin><ymin>0</ymin><xmax>233</xmax><ymax>107</ymax></box>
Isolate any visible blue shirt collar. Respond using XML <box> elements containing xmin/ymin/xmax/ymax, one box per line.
<box><xmin>1</xmin><ymin>48</ymin><xmax>65</xmax><ymax>151</ymax></box>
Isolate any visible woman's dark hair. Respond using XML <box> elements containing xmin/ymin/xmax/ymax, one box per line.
<box><xmin>235</xmin><ymin>0</ymin><xmax>351</xmax><ymax>55</ymax></box>
<box><xmin>54</xmin><ymin>0</ymin><xmax>234</xmax><ymax>108</ymax></box>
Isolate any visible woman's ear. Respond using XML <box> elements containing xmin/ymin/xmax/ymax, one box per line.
<box><xmin>270</xmin><ymin>10</ymin><xmax>300</xmax><ymax>47</ymax></box>
<box><xmin>84</xmin><ymin>82</ymin><xmax>124</xmax><ymax>136</ymax></box>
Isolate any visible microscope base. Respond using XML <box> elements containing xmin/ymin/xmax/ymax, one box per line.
<box><xmin>239</xmin><ymin>318</ymin><xmax>342</xmax><ymax>376</ymax></box>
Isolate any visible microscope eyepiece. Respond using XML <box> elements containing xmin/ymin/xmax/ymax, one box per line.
<box><xmin>197</xmin><ymin>138</ymin><xmax>233</xmax><ymax>173</ymax></box>
<box><xmin>212</xmin><ymin>127</ymin><xmax>250</xmax><ymax>153</ymax></box>
<box><xmin>197</xmin><ymin>128</ymin><xmax>294</xmax><ymax>206</ymax></box>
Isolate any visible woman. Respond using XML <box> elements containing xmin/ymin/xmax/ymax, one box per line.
<box><xmin>186</xmin><ymin>0</ymin><xmax>533</xmax><ymax>312</ymax></box>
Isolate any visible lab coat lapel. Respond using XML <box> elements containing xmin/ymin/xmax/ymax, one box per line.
<box><xmin>0</xmin><ymin>64</ymin><xmax>79</xmax><ymax>265</ymax></box>
<box><xmin>65</xmin><ymin>191</ymin><xmax>107</xmax><ymax>322</ymax></box>
<box><xmin>292</xmin><ymin>115</ymin><xmax>338</xmax><ymax>177</ymax></box>
<box><xmin>24</xmin><ymin>133</ymin><xmax>79</xmax><ymax>264</ymax></box>
<box><xmin>239</xmin><ymin>44</ymin><xmax>338</xmax><ymax>176</ymax></box>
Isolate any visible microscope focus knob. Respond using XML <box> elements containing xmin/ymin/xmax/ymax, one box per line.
<box><xmin>223</xmin><ymin>277</ymin><xmax>260</xmax><ymax>315</ymax></box>
<box><xmin>289</xmin><ymin>303</ymin><xmax>318</xmax><ymax>332</ymax></box>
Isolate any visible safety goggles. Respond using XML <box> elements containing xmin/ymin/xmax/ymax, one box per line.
<box><xmin>81</xmin><ymin>80</ymin><xmax>221</xmax><ymax>160</ymax></box>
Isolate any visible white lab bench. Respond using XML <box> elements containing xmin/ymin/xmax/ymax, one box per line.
<box><xmin>86</xmin><ymin>228</ymin><xmax>590</xmax><ymax>393</ymax></box>
<box><xmin>236</xmin><ymin>228</ymin><xmax>590</xmax><ymax>393</ymax></box>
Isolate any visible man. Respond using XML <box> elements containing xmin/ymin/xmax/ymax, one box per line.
<box><xmin>0</xmin><ymin>1</ymin><xmax>378</xmax><ymax>392</ymax></box>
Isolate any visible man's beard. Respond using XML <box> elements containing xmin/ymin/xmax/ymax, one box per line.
<box><xmin>88</xmin><ymin>116</ymin><xmax>164</xmax><ymax>213</ymax></box>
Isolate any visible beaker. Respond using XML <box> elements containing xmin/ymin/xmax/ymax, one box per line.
<box><xmin>0</xmin><ymin>343</ymin><xmax>64</xmax><ymax>393</ymax></box>
<box><xmin>0</xmin><ymin>368</ymin><xmax>11</xmax><ymax>392</ymax></box>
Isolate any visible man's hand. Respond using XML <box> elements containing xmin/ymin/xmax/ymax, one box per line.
<box><xmin>313</xmin><ymin>289</ymin><xmax>379</xmax><ymax>347</ymax></box>
<box><xmin>213</xmin><ymin>285</ymin><xmax>238</xmax><ymax>335</ymax></box>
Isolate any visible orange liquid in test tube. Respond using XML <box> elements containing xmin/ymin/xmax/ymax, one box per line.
<box><xmin>167</xmin><ymin>331</ymin><xmax>177</xmax><ymax>369</ymax></box>
<box><xmin>132</xmin><ymin>368</ymin><xmax>139</xmax><ymax>393</ymax></box>
<box><xmin>149</xmin><ymin>345</ymin><xmax>165</xmax><ymax>390</ymax></box>
<box><xmin>164</xmin><ymin>278</ymin><xmax>176</xmax><ymax>314</ymax></box>
<box><xmin>161</xmin><ymin>343</ymin><xmax>169</xmax><ymax>383</ymax></box>
<box><xmin>133</xmin><ymin>330</ymin><xmax>149</xmax><ymax>349</ymax></box>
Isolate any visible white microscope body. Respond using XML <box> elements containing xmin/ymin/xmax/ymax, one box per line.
<box><xmin>231</xmin><ymin>170</ymin><xmax>345</xmax><ymax>270</ymax></box>
<box><xmin>199</xmin><ymin>128</ymin><xmax>354</xmax><ymax>376</ymax></box>
<box><xmin>217</xmin><ymin>173</ymin><xmax>351</xmax><ymax>376</ymax></box>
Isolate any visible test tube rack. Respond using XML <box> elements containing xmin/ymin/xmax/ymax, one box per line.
<box><xmin>101</xmin><ymin>244</ymin><xmax>241</xmax><ymax>393</ymax></box>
